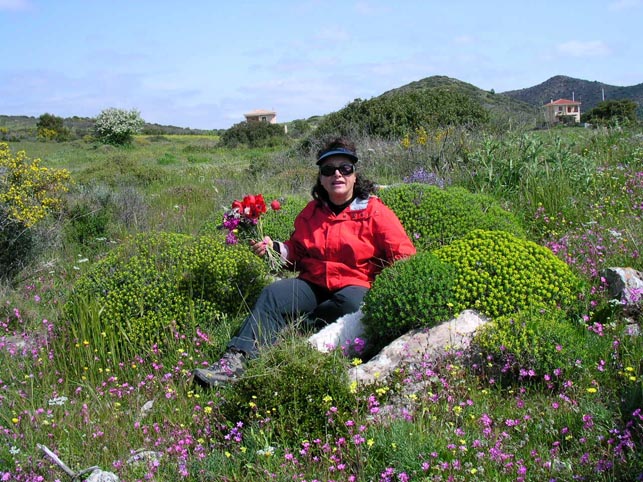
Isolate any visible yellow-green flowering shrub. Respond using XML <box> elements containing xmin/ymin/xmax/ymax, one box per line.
<box><xmin>378</xmin><ymin>183</ymin><xmax>525</xmax><ymax>251</ymax></box>
<box><xmin>362</xmin><ymin>252</ymin><xmax>455</xmax><ymax>349</ymax></box>
<box><xmin>471</xmin><ymin>306</ymin><xmax>592</xmax><ymax>381</ymax></box>
<box><xmin>0</xmin><ymin>142</ymin><xmax>71</xmax><ymax>228</ymax></box>
<box><xmin>223</xmin><ymin>338</ymin><xmax>356</xmax><ymax>444</ymax></box>
<box><xmin>64</xmin><ymin>231</ymin><xmax>268</xmax><ymax>352</ymax></box>
<box><xmin>0</xmin><ymin>142</ymin><xmax>71</xmax><ymax>279</ymax></box>
<box><xmin>434</xmin><ymin>230</ymin><xmax>583</xmax><ymax>318</ymax></box>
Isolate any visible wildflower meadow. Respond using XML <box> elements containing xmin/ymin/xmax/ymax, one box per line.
<box><xmin>1</xmin><ymin>124</ymin><xmax>642</xmax><ymax>481</ymax></box>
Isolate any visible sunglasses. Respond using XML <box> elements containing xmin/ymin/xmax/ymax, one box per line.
<box><xmin>319</xmin><ymin>163</ymin><xmax>355</xmax><ymax>177</ymax></box>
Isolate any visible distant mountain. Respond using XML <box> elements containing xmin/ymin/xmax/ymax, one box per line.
<box><xmin>501</xmin><ymin>75</ymin><xmax>643</xmax><ymax>118</ymax></box>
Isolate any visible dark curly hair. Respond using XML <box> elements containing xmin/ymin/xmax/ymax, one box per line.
<box><xmin>311</xmin><ymin>137</ymin><xmax>376</xmax><ymax>203</ymax></box>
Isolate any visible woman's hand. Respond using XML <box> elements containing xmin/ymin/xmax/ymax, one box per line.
<box><xmin>250</xmin><ymin>236</ymin><xmax>273</xmax><ymax>257</ymax></box>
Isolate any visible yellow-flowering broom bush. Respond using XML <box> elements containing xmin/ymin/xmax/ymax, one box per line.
<box><xmin>0</xmin><ymin>142</ymin><xmax>71</xmax><ymax>279</ymax></box>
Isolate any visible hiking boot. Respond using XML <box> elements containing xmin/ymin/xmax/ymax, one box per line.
<box><xmin>193</xmin><ymin>350</ymin><xmax>246</xmax><ymax>388</ymax></box>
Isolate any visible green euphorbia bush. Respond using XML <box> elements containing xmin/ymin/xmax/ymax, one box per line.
<box><xmin>63</xmin><ymin>232</ymin><xmax>268</xmax><ymax>353</ymax></box>
<box><xmin>435</xmin><ymin>229</ymin><xmax>584</xmax><ymax>319</ymax></box>
<box><xmin>223</xmin><ymin>338</ymin><xmax>356</xmax><ymax>445</ymax></box>
<box><xmin>378</xmin><ymin>183</ymin><xmax>525</xmax><ymax>251</ymax></box>
<box><xmin>362</xmin><ymin>252</ymin><xmax>455</xmax><ymax>349</ymax></box>
<box><xmin>471</xmin><ymin>306</ymin><xmax>593</xmax><ymax>382</ymax></box>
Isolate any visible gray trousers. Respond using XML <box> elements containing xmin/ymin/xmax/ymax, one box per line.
<box><xmin>228</xmin><ymin>278</ymin><xmax>367</xmax><ymax>357</ymax></box>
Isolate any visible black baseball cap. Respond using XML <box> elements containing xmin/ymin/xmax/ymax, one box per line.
<box><xmin>316</xmin><ymin>147</ymin><xmax>359</xmax><ymax>165</ymax></box>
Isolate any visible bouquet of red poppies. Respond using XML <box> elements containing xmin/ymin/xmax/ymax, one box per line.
<box><xmin>222</xmin><ymin>193</ymin><xmax>284</xmax><ymax>270</ymax></box>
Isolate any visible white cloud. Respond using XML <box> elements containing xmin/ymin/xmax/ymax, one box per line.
<box><xmin>556</xmin><ymin>40</ymin><xmax>611</xmax><ymax>58</ymax></box>
<box><xmin>0</xmin><ymin>0</ymin><xmax>31</xmax><ymax>11</ymax></box>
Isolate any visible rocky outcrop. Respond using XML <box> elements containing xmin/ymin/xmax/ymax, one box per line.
<box><xmin>602</xmin><ymin>266</ymin><xmax>642</xmax><ymax>332</ymax></box>
<box><xmin>602</xmin><ymin>267</ymin><xmax>643</xmax><ymax>305</ymax></box>
<box><xmin>308</xmin><ymin>309</ymin><xmax>488</xmax><ymax>386</ymax></box>
<box><xmin>348</xmin><ymin>310</ymin><xmax>488</xmax><ymax>385</ymax></box>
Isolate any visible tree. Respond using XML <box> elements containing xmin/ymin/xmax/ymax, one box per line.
<box><xmin>220</xmin><ymin>121</ymin><xmax>288</xmax><ymax>148</ymax></box>
<box><xmin>287</xmin><ymin>119</ymin><xmax>312</xmax><ymax>139</ymax></box>
<box><xmin>581</xmin><ymin>99</ymin><xmax>638</xmax><ymax>126</ymax></box>
<box><xmin>93</xmin><ymin>108</ymin><xmax>144</xmax><ymax>145</ymax></box>
<box><xmin>37</xmin><ymin>113</ymin><xmax>70</xmax><ymax>141</ymax></box>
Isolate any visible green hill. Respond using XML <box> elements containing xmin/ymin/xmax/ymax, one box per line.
<box><xmin>383</xmin><ymin>75</ymin><xmax>541</xmax><ymax>126</ymax></box>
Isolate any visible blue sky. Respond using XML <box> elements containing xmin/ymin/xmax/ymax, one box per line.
<box><xmin>1</xmin><ymin>0</ymin><xmax>642</xmax><ymax>129</ymax></box>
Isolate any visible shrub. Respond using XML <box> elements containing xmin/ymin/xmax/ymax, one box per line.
<box><xmin>93</xmin><ymin>108</ymin><xmax>144</xmax><ymax>145</ymax></box>
<box><xmin>470</xmin><ymin>306</ymin><xmax>592</xmax><ymax>383</ymax></box>
<box><xmin>63</xmin><ymin>202</ymin><xmax>110</xmax><ymax>248</ymax></box>
<box><xmin>378</xmin><ymin>183</ymin><xmax>525</xmax><ymax>251</ymax></box>
<box><xmin>36</xmin><ymin>113</ymin><xmax>70</xmax><ymax>141</ymax></box>
<box><xmin>223</xmin><ymin>338</ymin><xmax>356</xmax><ymax>444</ymax></box>
<box><xmin>220</xmin><ymin>121</ymin><xmax>288</xmax><ymax>148</ymax></box>
<box><xmin>362</xmin><ymin>252</ymin><xmax>455</xmax><ymax>349</ymax></box>
<box><xmin>157</xmin><ymin>152</ymin><xmax>178</xmax><ymax>165</ymax></box>
<box><xmin>0</xmin><ymin>143</ymin><xmax>71</xmax><ymax>279</ymax></box>
<box><xmin>110</xmin><ymin>186</ymin><xmax>149</xmax><ymax>229</ymax></box>
<box><xmin>63</xmin><ymin>232</ymin><xmax>269</xmax><ymax>357</ymax></box>
<box><xmin>581</xmin><ymin>99</ymin><xmax>638</xmax><ymax>126</ymax></box>
<box><xmin>0</xmin><ymin>208</ymin><xmax>32</xmax><ymax>280</ymax></box>
<box><xmin>434</xmin><ymin>230</ymin><xmax>584</xmax><ymax>318</ymax></box>
<box><xmin>309</xmin><ymin>87</ymin><xmax>490</xmax><ymax>141</ymax></box>
<box><xmin>0</xmin><ymin>142</ymin><xmax>72</xmax><ymax>228</ymax></box>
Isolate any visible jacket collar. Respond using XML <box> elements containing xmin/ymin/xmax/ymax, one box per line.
<box><xmin>349</xmin><ymin>196</ymin><xmax>370</xmax><ymax>212</ymax></box>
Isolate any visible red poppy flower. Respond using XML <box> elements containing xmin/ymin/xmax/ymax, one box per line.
<box><xmin>232</xmin><ymin>194</ymin><xmax>267</xmax><ymax>220</ymax></box>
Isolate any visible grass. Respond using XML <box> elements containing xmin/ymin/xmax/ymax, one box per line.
<box><xmin>1</xmin><ymin>126</ymin><xmax>642</xmax><ymax>481</ymax></box>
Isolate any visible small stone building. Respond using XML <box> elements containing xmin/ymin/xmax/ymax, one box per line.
<box><xmin>243</xmin><ymin>109</ymin><xmax>277</xmax><ymax>124</ymax></box>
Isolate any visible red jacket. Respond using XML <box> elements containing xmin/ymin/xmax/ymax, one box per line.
<box><xmin>282</xmin><ymin>196</ymin><xmax>416</xmax><ymax>291</ymax></box>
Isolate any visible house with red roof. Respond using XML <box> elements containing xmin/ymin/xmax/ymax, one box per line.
<box><xmin>543</xmin><ymin>99</ymin><xmax>581</xmax><ymax>125</ymax></box>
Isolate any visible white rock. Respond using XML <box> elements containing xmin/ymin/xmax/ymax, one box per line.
<box><xmin>308</xmin><ymin>310</ymin><xmax>365</xmax><ymax>353</ymax></box>
<box><xmin>127</xmin><ymin>450</ymin><xmax>162</xmax><ymax>465</ymax></box>
<box><xmin>348</xmin><ymin>310</ymin><xmax>487</xmax><ymax>385</ymax></box>
<box><xmin>86</xmin><ymin>470</ymin><xmax>120</xmax><ymax>482</ymax></box>
<box><xmin>603</xmin><ymin>267</ymin><xmax>643</xmax><ymax>304</ymax></box>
